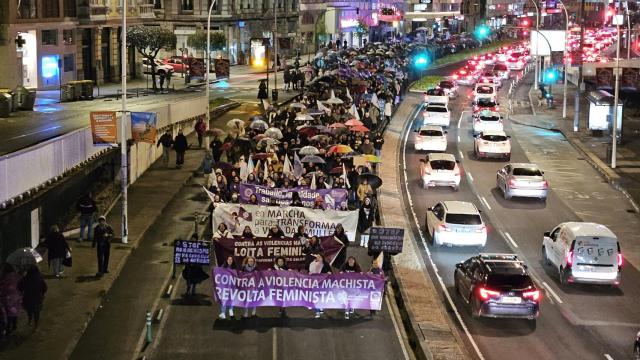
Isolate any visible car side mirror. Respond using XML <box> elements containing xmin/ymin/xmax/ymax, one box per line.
<box><xmin>543</xmin><ymin>231</ymin><xmax>550</xmax><ymax>238</ymax></box>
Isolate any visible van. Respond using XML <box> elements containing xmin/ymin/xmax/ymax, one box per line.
<box><xmin>542</xmin><ymin>222</ymin><xmax>622</xmax><ymax>286</ymax></box>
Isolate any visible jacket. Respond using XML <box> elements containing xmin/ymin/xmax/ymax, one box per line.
<box><xmin>42</xmin><ymin>231</ymin><xmax>70</xmax><ymax>261</ymax></box>
<box><xmin>93</xmin><ymin>223</ymin><xmax>114</xmax><ymax>246</ymax></box>
<box><xmin>76</xmin><ymin>196</ymin><xmax>97</xmax><ymax>216</ymax></box>
<box><xmin>173</xmin><ymin>134</ymin><xmax>188</xmax><ymax>152</ymax></box>
<box><xmin>157</xmin><ymin>133</ymin><xmax>174</xmax><ymax>148</ymax></box>
<box><xmin>195</xmin><ymin>120</ymin><xmax>206</xmax><ymax>135</ymax></box>
<box><xmin>357</xmin><ymin>184</ymin><xmax>373</xmax><ymax>201</ymax></box>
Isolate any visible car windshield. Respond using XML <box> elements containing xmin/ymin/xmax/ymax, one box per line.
<box><xmin>426</xmin><ymin>106</ymin><xmax>447</xmax><ymax>112</ymax></box>
<box><xmin>494</xmin><ymin>64</ymin><xmax>507</xmax><ymax>71</ymax></box>
<box><xmin>477</xmin><ymin>99</ymin><xmax>497</xmax><ymax>107</ymax></box>
<box><xmin>480</xmin><ymin>115</ymin><xmax>500</xmax><ymax>121</ymax></box>
<box><xmin>429</xmin><ymin>160</ymin><xmax>455</xmax><ymax>170</ymax></box>
<box><xmin>445</xmin><ymin>213</ymin><xmax>482</xmax><ymax>225</ymax></box>
<box><xmin>486</xmin><ymin>273</ymin><xmax>533</xmax><ymax>289</ymax></box>
<box><xmin>481</xmin><ymin>134</ymin><xmax>507</xmax><ymax>141</ymax></box>
<box><xmin>439</xmin><ymin>81</ymin><xmax>454</xmax><ymax>88</ymax></box>
<box><xmin>477</xmin><ymin>86</ymin><xmax>494</xmax><ymax>94</ymax></box>
<box><xmin>513</xmin><ymin>167</ymin><xmax>542</xmax><ymax>176</ymax></box>
<box><xmin>420</xmin><ymin>130</ymin><xmax>443</xmax><ymax>136</ymax></box>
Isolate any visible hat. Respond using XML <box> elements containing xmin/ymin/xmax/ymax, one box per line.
<box><xmin>98</xmin><ymin>215</ymin><xmax>106</xmax><ymax>221</ymax></box>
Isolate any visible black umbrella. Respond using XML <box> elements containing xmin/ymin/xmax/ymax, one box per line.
<box><xmin>358</xmin><ymin>173</ymin><xmax>382</xmax><ymax>189</ymax></box>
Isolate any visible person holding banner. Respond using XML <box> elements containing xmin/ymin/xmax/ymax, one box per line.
<box><xmin>302</xmin><ymin>236</ymin><xmax>324</xmax><ymax>269</ymax></box>
<box><xmin>267</xmin><ymin>225</ymin><xmax>285</xmax><ymax>239</ymax></box>
<box><xmin>308</xmin><ymin>254</ymin><xmax>332</xmax><ymax>318</ymax></box>
<box><xmin>241</xmin><ymin>257</ymin><xmax>258</xmax><ymax>318</ymax></box>
<box><xmin>241</xmin><ymin>226</ymin><xmax>255</xmax><ymax>239</ymax></box>
<box><xmin>213</xmin><ymin>223</ymin><xmax>231</xmax><ymax>241</ymax></box>
<box><xmin>218</xmin><ymin>256</ymin><xmax>237</xmax><ymax>319</ymax></box>
<box><xmin>273</xmin><ymin>257</ymin><xmax>290</xmax><ymax>317</ymax></box>
<box><xmin>293</xmin><ymin>225</ymin><xmax>308</xmax><ymax>245</ymax></box>
<box><xmin>332</xmin><ymin>224</ymin><xmax>349</xmax><ymax>269</ymax></box>
<box><xmin>340</xmin><ymin>256</ymin><xmax>362</xmax><ymax>319</ymax></box>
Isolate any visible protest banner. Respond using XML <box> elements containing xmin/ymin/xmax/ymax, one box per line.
<box><xmin>212</xmin><ymin>203</ymin><xmax>359</xmax><ymax>243</ymax></box>
<box><xmin>213</xmin><ymin>236</ymin><xmax>343</xmax><ymax>270</ymax></box>
<box><xmin>368</xmin><ymin>227</ymin><xmax>404</xmax><ymax>254</ymax></box>
<box><xmin>131</xmin><ymin>112</ymin><xmax>158</xmax><ymax>144</ymax></box>
<box><xmin>239</xmin><ymin>183</ymin><xmax>348</xmax><ymax>209</ymax></box>
<box><xmin>213</xmin><ymin>268</ymin><xmax>384</xmax><ymax>310</ymax></box>
<box><xmin>89</xmin><ymin>111</ymin><xmax>117</xmax><ymax>145</ymax></box>
<box><xmin>174</xmin><ymin>240</ymin><xmax>211</xmax><ymax>265</ymax></box>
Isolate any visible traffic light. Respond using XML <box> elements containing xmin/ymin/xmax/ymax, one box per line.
<box><xmin>521</xmin><ymin>18</ymin><xmax>530</xmax><ymax>27</ymax></box>
<box><xmin>414</xmin><ymin>53</ymin><xmax>429</xmax><ymax>68</ymax></box>
<box><xmin>474</xmin><ymin>24</ymin><xmax>491</xmax><ymax>40</ymax></box>
<box><xmin>543</xmin><ymin>68</ymin><xmax>559</xmax><ymax>83</ymax></box>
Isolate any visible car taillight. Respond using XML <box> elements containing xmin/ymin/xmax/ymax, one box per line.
<box><xmin>475</xmin><ymin>225</ymin><xmax>486</xmax><ymax>233</ymax></box>
<box><xmin>478</xmin><ymin>287</ymin><xmax>500</xmax><ymax>300</ymax></box>
<box><xmin>454</xmin><ymin>167</ymin><xmax>460</xmax><ymax>176</ymax></box>
<box><xmin>467</xmin><ymin>75</ymin><xmax>472</xmax><ymax>80</ymax></box>
<box><xmin>495</xmin><ymin>106</ymin><xmax>500</xmax><ymax>111</ymax></box>
<box><xmin>508</xmin><ymin>179</ymin><xmax>518</xmax><ymax>187</ymax></box>
<box><xmin>453</xmin><ymin>74</ymin><xmax>459</xmax><ymax>79</ymax></box>
<box><xmin>566</xmin><ymin>250</ymin><xmax>573</xmax><ymax>267</ymax></box>
<box><xmin>522</xmin><ymin>290</ymin><xmax>541</xmax><ymax>301</ymax></box>
<box><xmin>438</xmin><ymin>224</ymin><xmax>452</xmax><ymax>232</ymax></box>
<box><xmin>617</xmin><ymin>253</ymin><xmax>623</xmax><ymax>267</ymax></box>
<box><xmin>541</xmin><ymin>180</ymin><xmax>549</xmax><ymax>189</ymax></box>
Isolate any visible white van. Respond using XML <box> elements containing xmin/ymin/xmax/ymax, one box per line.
<box><xmin>542</xmin><ymin>222</ymin><xmax>622</xmax><ymax>286</ymax></box>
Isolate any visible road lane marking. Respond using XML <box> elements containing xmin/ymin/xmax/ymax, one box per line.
<box><xmin>401</xmin><ymin>110</ymin><xmax>486</xmax><ymax>360</ymax></box>
<box><xmin>272</xmin><ymin>327</ymin><xmax>278</xmax><ymax>360</ymax></box>
<box><xmin>467</xmin><ymin>172</ymin><xmax>474</xmax><ymax>182</ymax></box>
<box><xmin>386</xmin><ymin>290</ymin><xmax>412</xmax><ymax>360</ymax></box>
<box><xmin>604</xmin><ymin>354</ymin><xmax>614</xmax><ymax>360</ymax></box>
<box><xmin>457</xmin><ymin>135</ymin><xmax>461</xmax><ymax>143</ymax></box>
<box><xmin>479</xmin><ymin>196</ymin><xmax>491</xmax><ymax>210</ymax></box>
<box><xmin>542</xmin><ymin>282</ymin><xmax>564</xmax><ymax>304</ymax></box>
<box><xmin>458</xmin><ymin>150</ymin><xmax>464</xmax><ymax>159</ymax></box>
<box><xmin>457</xmin><ymin>110</ymin><xmax>467</xmax><ymax>128</ymax></box>
<box><xmin>503</xmin><ymin>231</ymin><xmax>518</xmax><ymax>248</ymax></box>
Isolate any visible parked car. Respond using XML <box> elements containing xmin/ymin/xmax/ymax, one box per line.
<box><xmin>163</xmin><ymin>57</ymin><xmax>189</xmax><ymax>73</ymax></box>
<box><xmin>142</xmin><ymin>58</ymin><xmax>174</xmax><ymax>76</ymax></box>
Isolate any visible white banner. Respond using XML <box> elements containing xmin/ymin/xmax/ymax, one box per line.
<box><xmin>212</xmin><ymin>203</ymin><xmax>359</xmax><ymax>243</ymax></box>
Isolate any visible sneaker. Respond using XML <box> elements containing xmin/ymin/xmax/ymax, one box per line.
<box><xmin>314</xmin><ymin>312</ymin><xmax>321</xmax><ymax>318</ymax></box>
<box><xmin>345</xmin><ymin>312</ymin><xmax>350</xmax><ymax>319</ymax></box>
<box><xmin>229</xmin><ymin>309</ymin><xmax>234</xmax><ymax>317</ymax></box>
<box><xmin>243</xmin><ymin>310</ymin><xmax>249</xmax><ymax>318</ymax></box>
<box><xmin>219</xmin><ymin>313</ymin><xmax>226</xmax><ymax>319</ymax></box>
<box><xmin>251</xmin><ymin>308</ymin><xmax>257</xmax><ymax>317</ymax></box>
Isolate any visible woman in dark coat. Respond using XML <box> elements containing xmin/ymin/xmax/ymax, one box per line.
<box><xmin>358</xmin><ymin>196</ymin><xmax>376</xmax><ymax>233</ymax></box>
<box><xmin>41</xmin><ymin>225</ymin><xmax>71</xmax><ymax>277</ymax></box>
<box><xmin>258</xmin><ymin>81</ymin><xmax>268</xmax><ymax>100</ymax></box>
<box><xmin>332</xmin><ymin>224</ymin><xmax>350</xmax><ymax>269</ymax></box>
<box><xmin>18</xmin><ymin>266</ymin><xmax>47</xmax><ymax>327</ymax></box>
<box><xmin>302</xmin><ymin>236</ymin><xmax>324</xmax><ymax>269</ymax></box>
<box><xmin>182</xmin><ymin>264</ymin><xmax>209</xmax><ymax>297</ymax></box>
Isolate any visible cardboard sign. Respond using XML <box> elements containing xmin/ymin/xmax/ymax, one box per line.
<box><xmin>90</xmin><ymin>111</ymin><xmax>117</xmax><ymax>145</ymax></box>
<box><xmin>368</xmin><ymin>227</ymin><xmax>404</xmax><ymax>254</ymax></box>
<box><xmin>174</xmin><ymin>240</ymin><xmax>211</xmax><ymax>265</ymax></box>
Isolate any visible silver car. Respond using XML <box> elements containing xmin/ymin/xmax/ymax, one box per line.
<box><xmin>496</xmin><ymin>163</ymin><xmax>548</xmax><ymax>200</ymax></box>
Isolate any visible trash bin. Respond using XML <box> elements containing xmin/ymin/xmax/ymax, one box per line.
<box><xmin>0</xmin><ymin>93</ymin><xmax>12</xmax><ymax>117</ymax></box>
<box><xmin>80</xmin><ymin>80</ymin><xmax>94</xmax><ymax>99</ymax></box>
<box><xmin>70</xmin><ymin>81</ymin><xmax>82</xmax><ymax>101</ymax></box>
<box><xmin>14</xmin><ymin>86</ymin><xmax>36</xmax><ymax>110</ymax></box>
<box><xmin>60</xmin><ymin>84</ymin><xmax>75</xmax><ymax>102</ymax></box>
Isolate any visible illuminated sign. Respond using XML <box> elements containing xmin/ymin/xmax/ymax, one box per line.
<box><xmin>41</xmin><ymin>55</ymin><xmax>59</xmax><ymax>79</ymax></box>
<box><xmin>340</xmin><ymin>18</ymin><xmax>358</xmax><ymax>28</ymax></box>
<box><xmin>238</xmin><ymin>21</ymin><xmax>245</xmax><ymax>28</ymax></box>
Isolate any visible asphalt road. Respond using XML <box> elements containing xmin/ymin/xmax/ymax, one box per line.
<box><xmin>400</xmin><ymin>75</ymin><xmax>640</xmax><ymax>359</ymax></box>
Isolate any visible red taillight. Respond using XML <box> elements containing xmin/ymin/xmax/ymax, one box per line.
<box><xmin>495</xmin><ymin>106</ymin><xmax>500</xmax><ymax>111</ymax></box>
<box><xmin>566</xmin><ymin>250</ymin><xmax>573</xmax><ymax>267</ymax></box>
<box><xmin>476</xmin><ymin>225</ymin><xmax>486</xmax><ymax>233</ymax></box>
<box><xmin>438</xmin><ymin>224</ymin><xmax>452</xmax><ymax>232</ymax></box>
<box><xmin>453</xmin><ymin>74</ymin><xmax>459</xmax><ymax>79</ymax></box>
<box><xmin>509</xmin><ymin>179</ymin><xmax>518</xmax><ymax>187</ymax></box>
<box><xmin>617</xmin><ymin>253</ymin><xmax>623</xmax><ymax>267</ymax></box>
<box><xmin>478</xmin><ymin>287</ymin><xmax>500</xmax><ymax>300</ymax></box>
<box><xmin>541</xmin><ymin>180</ymin><xmax>549</xmax><ymax>189</ymax></box>
<box><xmin>522</xmin><ymin>290</ymin><xmax>541</xmax><ymax>301</ymax></box>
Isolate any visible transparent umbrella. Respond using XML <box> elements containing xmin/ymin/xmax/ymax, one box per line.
<box><xmin>299</xmin><ymin>145</ymin><xmax>320</xmax><ymax>155</ymax></box>
<box><xmin>264</xmin><ymin>127</ymin><xmax>283</xmax><ymax>140</ymax></box>
<box><xmin>6</xmin><ymin>247</ymin><xmax>43</xmax><ymax>267</ymax></box>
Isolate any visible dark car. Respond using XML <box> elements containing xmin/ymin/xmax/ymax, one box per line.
<box><xmin>454</xmin><ymin>253</ymin><xmax>540</xmax><ymax>326</ymax></box>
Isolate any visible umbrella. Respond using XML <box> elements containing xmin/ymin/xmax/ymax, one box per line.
<box><xmin>364</xmin><ymin>154</ymin><xmax>382</xmax><ymax>163</ymax></box>
<box><xmin>329</xmin><ymin>166</ymin><xmax>345</xmax><ymax>174</ymax></box>
<box><xmin>298</xmin><ymin>127</ymin><xmax>318</xmax><ymax>137</ymax></box>
<box><xmin>306</xmin><ymin>108</ymin><xmax>325</xmax><ymax>116</ymax></box>
<box><xmin>350</xmin><ymin>125</ymin><xmax>370</xmax><ymax>133</ymax></box>
<box><xmin>264</xmin><ymin>127</ymin><xmax>283</xmax><ymax>140</ymax></box>
<box><xmin>289</xmin><ymin>102</ymin><xmax>307</xmax><ymax>109</ymax></box>
<box><xmin>345</xmin><ymin>119</ymin><xmax>364</xmax><ymax>126</ymax></box>
<box><xmin>324</xmin><ymin>97</ymin><xmax>344</xmax><ymax>105</ymax></box>
<box><xmin>249</xmin><ymin>119</ymin><xmax>268</xmax><ymax>131</ymax></box>
<box><xmin>299</xmin><ymin>145</ymin><xmax>320</xmax><ymax>155</ymax></box>
<box><xmin>253</xmin><ymin>134</ymin><xmax>267</xmax><ymax>141</ymax></box>
<box><xmin>358</xmin><ymin>173</ymin><xmax>383</xmax><ymax>189</ymax></box>
<box><xmin>295</xmin><ymin>113</ymin><xmax>315</xmax><ymax>121</ymax></box>
<box><xmin>226</xmin><ymin>118</ymin><xmax>245</xmax><ymax>129</ymax></box>
<box><xmin>329</xmin><ymin>123</ymin><xmax>346</xmax><ymax>129</ymax></box>
<box><xmin>6</xmin><ymin>247</ymin><xmax>43</xmax><ymax>267</ymax></box>
<box><xmin>214</xmin><ymin>162</ymin><xmax>235</xmax><ymax>171</ymax></box>
<box><xmin>310</xmin><ymin>134</ymin><xmax>329</xmax><ymax>142</ymax></box>
<box><xmin>258</xmin><ymin>138</ymin><xmax>280</xmax><ymax>147</ymax></box>
<box><xmin>327</xmin><ymin>144</ymin><xmax>354</xmax><ymax>154</ymax></box>
<box><xmin>205</xmin><ymin>127</ymin><xmax>225</xmax><ymax>136</ymax></box>
<box><xmin>301</xmin><ymin>155</ymin><xmax>326</xmax><ymax>164</ymax></box>
<box><xmin>252</xmin><ymin>152</ymin><xmax>271</xmax><ymax>160</ymax></box>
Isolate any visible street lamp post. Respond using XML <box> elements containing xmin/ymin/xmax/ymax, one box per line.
<box><xmin>573</xmin><ymin>0</ymin><xmax>586</xmax><ymax>132</ymax></box>
<box><xmin>120</xmin><ymin>0</ymin><xmax>128</xmax><ymax>244</ymax></box>
<box><xmin>557</xmin><ymin>0</ymin><xmax>569</xmax><ymax>119</ymax></box>
<box><xmin>612</xmin><ymin>13</ymin><xmax>622</xmax><ymax>169</ymax></box>
<box><xmin>274</xmin><ymin>0</ymin><xmax>278</xmax><ymax>104</ymax></box>
<box><xmin>529</xmin><ymin>0</ymin><xmax>540</xmax><ymax>90</ymax></box>
<box><xmin>205</xmin><ymin>0</ymin><xmax>218</xmax><ymax>142</ymax></box>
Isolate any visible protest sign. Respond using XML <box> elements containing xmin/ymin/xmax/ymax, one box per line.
<box><xmin>131</xmin><ymin>112</ymin><xmax>158</xmax><ymax>144</ymax></box>
<box><xmin>239</xmin><ymin>184</ymin><xmax>348</xmax><ymax>209</ymax></box>
<box><xmin>368</xmin><ymin>227</ymin><xmax>404</xmax><ymax>254</ymax></box>
<box><xmin>174</xmin><ymin>240</ymin><xmax>210</xmax><ymax>265</ymax></box>
<box><xmin>212</xmin><ymin>203</ymin><xmax>359</xmax><ymax>243</ymax></box>
<box><xmin>89</xmin><ymin>111</ymin><xmax>117</xmax><ymax>145</ymax></box>
<box><xmin>213</xmin><ymin>236</ymin><xmax>343</xmax><ymax>270</ymax></box>
<box><xmin>213</xmin><ymin>268</ymin><xmax>385</xmax><ymax>310</ymax></box>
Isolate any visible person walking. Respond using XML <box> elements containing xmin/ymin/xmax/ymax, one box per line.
<box><xmin>241</xmin><ymin>257</ymin><xmax>258</xmax><ymax>318</ymax></box>
<box><xmin>182</xmin><ymin>264</ymin><xmax>209</xmax><ymax>297</ymax></box>
<box><xmin>157</xmin><ymin>129</ymin><xmax>174</xmax><ymax>168</ymax></box>
<box><xmin>173</xmin><ymin>129</ymin><xmax>188</xmax><ymax>168</ymax></box>
<box><xmin>93</xmin><ymin>215</ymin><xmax>114</xmax><ymax>277</ymax></box>
<box><xmin>258</xmin><ymin>81</ymin><xmax>268</xmax><ymax>100</ymax></box>
<box><xmin>308</xmin><ymin>254</ymin><xmax>331</xmax><ymax>318</ymax></box>
<box><xmin>331</xmin><ymin>224</ymin><xmax>350</xmax><ymax>269</ymax></box>
<box><xmin>368</xmin><ymin>259</ymin><xmax>384</xmax><ymax>317</ymax></box>
<box><xmin>0</xmin><ymin>264</ymin><xmax>22</xmax><ymax>335</ymax></box>
<box><xmin>18</xmin><ymin>266</ymin><xmax>47</xmax><ymax>328</ymax></box>
<box><xmin>76</xmin><ymin>193</ymin><xmax>97</xmax><ymax>243</ymax></box>
<box><xmin>373</xmin><ymin>132</ymin><xmax>384</xmax><ymax>158</ymax></box>
<box><xmin>41</xmin><ymin>225</ymin><xmax>71</xmax><ymax>277</ymax></box>
<box><xmin>195</xmin><ymin>118</ymin><xmax>207</xmax><ymax>148</ymax></box>
<box><xmin>158</xmin><ymin>71</ymin><xmax>166</xmax><ymax>92</ymax></box>
<box><xmin>302</xmin><ymin>235</ymin><xmax>323</xmax><ymax>268</ymax></box>
<box><xmin>200</xmin><ymin>151</ymin><xmax>215</xmax><ymax>188</ymax></box>
<box><xmin>356</xmin><ymin>179</ymin><xmax>373</xmax><ymax>207</ymax></box>
<box><xmin>358</xmin><ymin>196</ymin><xmax>376</xmax><ymax>246</ymax></box>
<box><xmin>284</xmin><ymin>67</ymin><xmax>291</xmax><ymax>91</ymax></box>
<box><xmin>340</xmin><ymin>256</ymin><xmax>362</xmax><ymax>319</ymax></box>
<box><xmin>219</xmin><ymin>255</ymin><xmax>237</xmax><ymax>319</ymax></box>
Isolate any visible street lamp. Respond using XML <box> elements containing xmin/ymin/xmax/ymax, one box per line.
<box><xmin>611</xmin><ymin>11</ymin><xmax>623</xmax><ymax>169</ymax></box>
<box><xmin>557</xmin><ymin>0</ymin><xmax>569</xmax><ymax>119</ymax></box>
<box><xmin>205</xmin><ymin>0</ymin><xmax>218</xmax><ymax>143</ymax></box>
<box><xmin>120</xmin><ymin>0</ymin><xmax>129</xmax><ymax>244</ymax></box>
<box><xmin>528</xmin><ymin>0</ymin><xmax>541</xmax><ymax>90</ymax></box>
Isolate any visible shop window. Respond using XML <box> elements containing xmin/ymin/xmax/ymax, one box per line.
<box><xmin>42</xmin><ymin>30</ymin><xmax>58</xmax><ymax>46</ymax></box>
<box><xmin>17</xmin><ymin>0</ymin><xmax>38</xmax><ymax>19</ymax></box>
<box><xmin>63</xmin><ymin>54</ymin><xmax>75</xmax><ymax>72</ymax></box>
<box><xmin>42</xmin><ymin>0</ymin><xmax>60</xmax><ymax>18</ymax></box>
<box><xmin>63</xmin><ymin>30</ymin><xmax>75</xmax><ymax>45</ymax></box>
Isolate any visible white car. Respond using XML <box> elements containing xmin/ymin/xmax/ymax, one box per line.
<box><xmin>480</xmin><ymin>71</ymin><xmax>503</xmax><ymax>88</ymax></box>
<box><xmin>437</xmin><ymin>80</ymin><xmax>459</xmax><ymax>99</ymax></box>
<box><xmin>419</xmin><ymin>153</ymin><xmax>460</xmax><ymax>190</ymax></box>
<box><xmin>422</xmin><ymin>104</ymin><xmax>451</xmax><ymax>127</ymax></box>
<box><xmin>414</xmin><ymin>125</ymin><xmax>447</xmax><ymax>152</ymax></box>
<box><xmin>142</xmin><ymin>58</ymin><xmax>174</xmax><ymax>76</ymax></box>
<box><xmin>492</xmin><ymin>63</ymin><xmax>510</xmax><ymax>80</ymax></box>
<box><xmin>474</xmin><ymin>130</ymin><xmax>511</xmax><ymax>161</ymax></box>
<box><xmin>425</xmin><ymin>201</ymin><xmax>487</xmax><ymax>247</ymax></box>
<box><xmin>506</xmin><ymin>55</ymin><xmax>525</xmax><ymax>71</ymax></box>
<box><xmin>473</xmin><ymin>83</ymin><xmax>497</xmax><ymax>103</ymax></box>
<box><xmin>542</xmin><ymin>222</ymin><xmax>622</xmax><ymax>286</ymax></box>
<box><xmin>496</xmin><ymin>163</ymin><xmax>548</xmax><ymax>200</ymax></box>
<box><xmin>472</xmin><ymin>110</ymin><xmax>503</xmax><ymax>135</ymax></box>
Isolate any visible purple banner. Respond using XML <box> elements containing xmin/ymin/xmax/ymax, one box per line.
<box><xmin>239</xmin><ymin>183</ymin><xmax>348</xmax><ymax>210</ymax></box>
<box><xmin>213</xmin><ymin>268</ymin><xmax>385</xmax><ymax>310</ymax></box>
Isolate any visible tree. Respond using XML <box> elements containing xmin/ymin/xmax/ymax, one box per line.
<box><xmin>127</xmin><ymin>26</ymin><xmax>176</xmax><ymax>92</ymax></box>
<box><xmin>187</xmin><ymin>30</ymin><xmax>227</xmax><ymax>56</ymax></box>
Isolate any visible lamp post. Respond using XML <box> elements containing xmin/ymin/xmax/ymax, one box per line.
<box><xmin>557</xmin><ymin>0</ymin><xmax>569</xmax><ymax>119</ymax></box>
<box><xmin>120</xmin><ymin>0</ymin><xmax>128</xmax><ymax>244</ymax></box>
<box><xmin>573</xmin><ymin>0</ymin><xmax>585</xmax><ymax>132</ymax></box>
<box><xmin>273</xmin><ymin>0</ymin><xmax>278</xmax><ymax>104</ymax></box>
<box><xmin>205</xmin><ymin>0</ymin><xmax>218</xmax><ymax>141</ymax></box>
<box><xmin>612</xmin><ymin>12</ymin><xmax>622</xmax><ymax>169</ymax></box>
<box><xmin>529</xmin><ymin>0</ymin><xmax>540</xmax><ymax>90</ymax></box>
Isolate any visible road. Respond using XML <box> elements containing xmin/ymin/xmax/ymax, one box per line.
<box><xmin>400</xmin><ymin>68</ymin><xmax>640</xmax><ymax>359</ymax></box>
<box><xmin>0</xmin><ymin>69</ymin><xmax>286</xmax><ymax>156</ymax></box>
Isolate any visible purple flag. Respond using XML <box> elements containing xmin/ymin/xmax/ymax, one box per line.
<box><xmin>213</xmin><ymin>268</ymin><xmax>385</xmax><ymax>310</ymax></box>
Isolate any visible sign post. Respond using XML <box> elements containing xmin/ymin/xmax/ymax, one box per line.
<box><xmin>368</xmin><ymin>227</ymin><xmax>405</xmax><ymax>254</ymax></box>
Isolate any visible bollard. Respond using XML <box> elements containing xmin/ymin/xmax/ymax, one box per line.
<box><xmin>146</xmin><ymin>310</ymin><xmax>153</xmax><ymax>343</ymax></box>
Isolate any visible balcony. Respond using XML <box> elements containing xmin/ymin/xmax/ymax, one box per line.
<box><xmin>139</xmin><ymin>1</ymin><xmax>156</xmax><ymax>18</ymax></box>
<box><xmin>77</xmin><ymin>0</ymin><xmax>109</xmax><ymax>24</ymax></box>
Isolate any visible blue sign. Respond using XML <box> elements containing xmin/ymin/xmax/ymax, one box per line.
<box><xmin>174</xmin><ymin>240</ymin><xmax>210</xmax><ymax>265</ymax></box>
<box><xmin>41</xmin><ymin>55</ymin><xmax>59</xmax><ymax>79</ymax></box>
<box><xmin>238</xmin><ymin>21</ymin><xmax>245</xmax><ymax>28</ymax></box>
